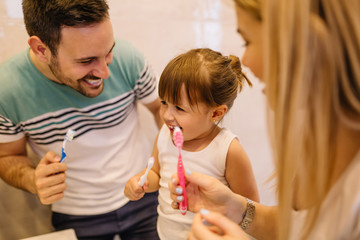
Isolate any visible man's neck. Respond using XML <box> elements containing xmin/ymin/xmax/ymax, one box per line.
<box><xmin>28</xmin><ymin>49</ymin><xmax>58</xmax><ymax>82</ymax></box>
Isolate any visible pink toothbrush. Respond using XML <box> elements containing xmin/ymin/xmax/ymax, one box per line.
<box><xmin>173</xmin><ymin>126</ymin><xmax>187</xmax><ymax>215</ymax></box>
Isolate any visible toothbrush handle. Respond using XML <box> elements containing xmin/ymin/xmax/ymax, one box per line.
<box><xmin>138</xmin><ymin>168</ymin><xmax>150</xmax><ymax>187</ymax></box>
<box><xmin>60</xmin><ymin>148</ymin><xmax>66</xmax><ymax>163</ymax></box>
<box><xmin>177</xmin><ymin>154</ymin><xmax>187</xmax><ymax>215</ymax></box>
<box><xmin>138</xmin><ymin>175</ymin><xmax>147</xmax><ymax>187</ymax></box>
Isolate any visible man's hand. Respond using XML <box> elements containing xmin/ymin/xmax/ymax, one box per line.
<box><xmin>35</xmin><ymin>151</ymin><xmax>67</xmax><ymax>204</ymax></box>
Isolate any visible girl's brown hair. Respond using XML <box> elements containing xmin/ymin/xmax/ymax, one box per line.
<box><xmin>159</xmin><ymin>48</ymin><xmax>251</xmax><ymax>112</ymax></box>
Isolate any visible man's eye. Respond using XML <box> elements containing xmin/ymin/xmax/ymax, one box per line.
<box><xmin>79</xmin><ymin>59</ymin><xmax>94</xmax><ymax>64</ymax></box>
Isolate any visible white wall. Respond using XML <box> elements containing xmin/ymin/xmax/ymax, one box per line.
<box><xmin>107</xmin><ymin>0</ymin><xmax>277</xmax><ymax>205</ymax></box>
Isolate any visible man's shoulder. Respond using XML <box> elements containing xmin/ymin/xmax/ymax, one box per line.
<box><xmin>0</xmin><ymin>49</ymin><xmax>35</xmax><ymax>96</ymax></box>
<box><xmin>108</xmin><ymin>39</ymin><xmax>146</xmax><ymax>81</ymax></box>
<box><xmin>0</xmin><ymin>49</ymin><xmax>31</xmax><ymax>79</ymax></box>
<box><xmin>0</xmin><ymin>49</ymin><xmax>28</xmax><ymax>67</ymax></box>
<box><xmin>112</xmin><ymin>39</ymin><xmax>144</xmax><ymax>64</ymax></box>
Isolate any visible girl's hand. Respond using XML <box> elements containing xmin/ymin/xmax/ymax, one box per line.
<box><xmin>124</xmin><ymin>175</ymin><xmax>148</xmax><ymax>201</ymax></box>
<box><xmin>188</xmin><ymin>210</ymin><xmax>250</xmax><ymax>240</ymax></box>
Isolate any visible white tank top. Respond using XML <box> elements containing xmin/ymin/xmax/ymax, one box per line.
<box><xmin>156</xmin><ymin>125</ymin><xmax>237</xmax><ymax>239</ymax></box>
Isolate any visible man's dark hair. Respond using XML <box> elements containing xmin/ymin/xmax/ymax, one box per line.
<box><xmin>22</xmin><ymin>0</ymin><xmax>109</xmax><ymax>55</ymax></box>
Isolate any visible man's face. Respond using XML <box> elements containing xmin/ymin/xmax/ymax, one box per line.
<box><xmin>49</xmin><ymin>18</ymin><xmax>115</xmax><ymax>98</ymax></box>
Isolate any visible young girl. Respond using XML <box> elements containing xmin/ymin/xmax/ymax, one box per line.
<box><xmin>124</xmin><ymin>48</ymin><xmax>259</xmax><ymax>239</ymax></box>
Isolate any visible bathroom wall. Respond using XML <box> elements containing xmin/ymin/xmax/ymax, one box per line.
<box><xmin>0</xmin><ymin>0</ymin><xmax>276</xmax><ymax>239</ymax></box>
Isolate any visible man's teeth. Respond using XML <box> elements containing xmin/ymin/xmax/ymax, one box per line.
<box><xmin>84</xmin><ymin>79</ymin><xmax>102</xmax><ymax>86</ymax></box>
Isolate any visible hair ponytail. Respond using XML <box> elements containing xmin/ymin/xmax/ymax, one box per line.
<box><xmin>229</xmin><ymin>55</ymin><xmax>252</xmax><ymax>92</ymax></box>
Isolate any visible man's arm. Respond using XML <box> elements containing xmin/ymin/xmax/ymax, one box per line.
<box><xmin>0</xmin><ymin>137</ymin><xmax>68</xmax><ymax>204</ymax></box>
<box><xmin>143</xmin><ymin>97</ymin><xmax>163</xmax><ymax>128</ymax></box>
<box><xmin>0</xmin><ymin>137</ymin><xmax>37</xmax><ymax>194</ymax></box>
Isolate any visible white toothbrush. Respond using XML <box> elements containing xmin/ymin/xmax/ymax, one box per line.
<box><xmin>60</xmin><ymin>129</ymin><xmax>76</xmax><ymax>163</ymax></box>
<box><xmin>138</xmin><ymin>157</ymin><xmax>155</xmax><ymax>186</ymax></box>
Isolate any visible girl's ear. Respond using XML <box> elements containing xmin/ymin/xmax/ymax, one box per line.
<box><xmin>28</xmin><ymin>36</ymin><xmax>51</xmax><ymax>63</ymax></box>
<box><xmin>211</xmin><ymin>105</ymin><xmax>228</xmax><ymax>122</ymax></box>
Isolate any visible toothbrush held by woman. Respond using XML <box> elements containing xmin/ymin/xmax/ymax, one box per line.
<box><xmin>60</xmin><ymin>129</ymin><xmax>76</xmax><ymax>163</ymax></box>
<box><xmin>173</xmin><ymin>126</ymin><xmax>188</xmax><ymax>215</ymax></box>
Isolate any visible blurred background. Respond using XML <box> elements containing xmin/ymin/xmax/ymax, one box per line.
<box><xmin>0</xmin><ymin>0</ymin><xmax>275</xmax><ymax>239</ymax></box>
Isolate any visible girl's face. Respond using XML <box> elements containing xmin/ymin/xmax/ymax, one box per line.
<box><xmin>160</xmin><ymin>85</ymin><xmax>216</xmax><ymax>147</ymax></box>
<box><xmin>236</xmin><ymin>5</ymin><xmax>263</xmax><ymax>80</ymax></box>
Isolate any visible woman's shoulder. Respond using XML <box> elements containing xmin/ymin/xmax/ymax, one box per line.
<box><xmin>294</xmin><ymin>150</ymin><xmax>360</xmax><ymax>239</ymax></box>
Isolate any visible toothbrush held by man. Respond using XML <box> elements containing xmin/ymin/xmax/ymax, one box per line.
<box><xmin>60</xmin><ymin>129</ymin><xmax>76</xmax><ymax>163</ymax></box>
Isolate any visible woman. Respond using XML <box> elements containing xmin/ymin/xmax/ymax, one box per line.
<box><xmin>169</xmin><ymin>0</ymin><xmax>360</xmax><ymax>239</ymax></box>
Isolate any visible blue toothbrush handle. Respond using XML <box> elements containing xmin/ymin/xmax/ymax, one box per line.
<box><xmin>60</xmin><ymin>149</ymin><xmax>66</xmax><ymax>163</ymax></box>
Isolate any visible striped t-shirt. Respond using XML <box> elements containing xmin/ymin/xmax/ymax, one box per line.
<box><xmin>0</xmin><ymin>39</ymin><xmax>158</xmax><ymax>215</ymax></box>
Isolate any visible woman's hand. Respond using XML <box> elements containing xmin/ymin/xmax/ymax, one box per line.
<box><xmin>168</xmin><ymin>171</ymin><xmax>245</xmax><ymax>222</ymax></box>
<box><xmin>188</xmin><ymin>209</ymin><xmax>250</xmax><ymax>240</ymax></box>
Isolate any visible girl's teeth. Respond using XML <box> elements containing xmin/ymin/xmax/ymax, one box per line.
<box><xmin>167</xmin><ymin>125</ymin><xmax>181</xmax><ymax>130</ymax></box>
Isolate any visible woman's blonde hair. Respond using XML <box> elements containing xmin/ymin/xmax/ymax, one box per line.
<box><xmin>233</xmin><ymin>0</ymin><xmax>262</xmax><ymax>21</ymax></box>
<box><xmin>264</xmin><ymin>0</ymin><xmax>360</xmax><ymax>239</ymax></box>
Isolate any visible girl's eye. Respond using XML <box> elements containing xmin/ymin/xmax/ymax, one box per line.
<box><xmin>160</xmin><ymin>100</ymin><xmax>167</xmax><ymax>105</ymax></box>
<box><xmin>176</xmin><ymin>106</ymin><xmax>184</xmax><ymax>111</ymax></box>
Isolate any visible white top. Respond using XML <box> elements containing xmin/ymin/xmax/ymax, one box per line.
<box><xmin>290</xmin><ymin>150</ymin><xmax>360</xmax><ymax>239</ymax></box>
<box><xmin>156</xmin><ymin>125</ymin><xmax>237</xmax><ymax>239</ymax></box>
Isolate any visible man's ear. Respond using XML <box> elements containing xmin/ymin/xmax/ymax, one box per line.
<box><xmin>28</xmin><ymin>36</ymin><xmax>51</xmax><ymax>63</ymax></box>
<box><xmin>211</xmin><ymin>105</ymin><xmax>228</xmax><ymax>122</ymax></box>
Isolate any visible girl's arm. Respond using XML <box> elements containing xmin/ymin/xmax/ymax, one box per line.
<box><xmin>225</xmin><ymin>138</ymin><xmax>260</xmax><ymax>202</ymax></box>
<box><xmin>145</xmin><ymin>134</ymin><xmax>161</xmax><ymax>192</ymax></box>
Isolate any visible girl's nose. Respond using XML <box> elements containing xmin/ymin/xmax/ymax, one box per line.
<box><xmin>162</xmin><ymin>108</ymin><xmax>175</xmax><ymax>122</ymax></box>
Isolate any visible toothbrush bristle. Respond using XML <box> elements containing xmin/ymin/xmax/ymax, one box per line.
<box><xmin>173</xmin><ymin>127</ymin><xmax>183</xmax><ymax>148</ymax></box>
<box><xmin>65</xmin><ymin>129</ymin><xmax>76</xmax><ymax>141</ymax></box>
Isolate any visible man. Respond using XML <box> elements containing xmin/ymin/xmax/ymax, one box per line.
<box><xmin>0</xmin><ymin>0</ymin><xmax>161</xmax><ymax>239</ymax></box>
